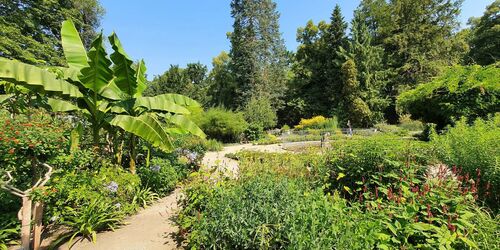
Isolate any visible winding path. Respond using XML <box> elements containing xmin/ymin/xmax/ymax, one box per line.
<box><xmin>41</xmin><ymin>143</ymin><xmax>289</xmax><ymax>250</ymax></box>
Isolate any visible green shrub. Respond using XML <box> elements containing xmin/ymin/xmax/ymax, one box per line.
<box><xmin>253</xmin><ymin>133</ymin><xmax>280</xmax><ymax>145</ymax></box>
<box><xmin>181</xmin><ymin>175</ymin><xmax>380</xmax><ymax>249</ymax></box>
<box><xmin>243</xmin><ymin>96</ymin><xmax>277</xmax><ymax>129</ymax></box>
<box><xmin>0</xmin><ymin>109</ymin><xmax>70</xmax><ymax>190</ymax></box>
<box><xmin>205</xmin><ymin>139</ymin><xmax>223</xmax><ymax>152</ymax></box>
<box><xmin>243</xmin><ymin>123</ymin><xmax>263</xmax><ymax>141</ymax></box>
<box><xmin>193</xmin><ymin>108</ymin><xmax>248</xmax><ymax>143</ymax></box>
<box><xmin>324</xmin><ymin>135</ymin><xmax>432</xmax><ymax>197</ymax></box>
<box><xmin>52</xmin><ymin>199</ymin><xmax>124</xmax><ymax>247</ymax></box>
<box><xmin>398</xmin><ymin>114</ymin><xmax>424</xmax><ymax>131</ymax></box>
<box><xmin>44</xmin><ymin>165</ymin><xmax>142</xmax><ymax>223</ymax></box>
<box><xmin>431</xmin><ymin>116</ymin><xmax>500</xmax><ymax>211</ymax></box>
<box><xmin>397</xmin><ymin>64</ymin><xmax>500</xmax><ymax>128</ymax></box>
<box><xmin>0</xmin><ymin>214</ymin><xmax>18</xmax><ymax>249</ymax></box>
<box><xmin>137</xmin><ymin>157</ymin><xmax>179</xmax><ymax>196</ymax></box>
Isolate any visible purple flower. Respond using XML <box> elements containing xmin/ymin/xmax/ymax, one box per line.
<box><xmin>186</xmin><ymin>152</ymin><xmax>198</xmax><ymax>162</ymax></box>
<box><xmin>150</xmin><ymin>165</ymin><xmax>161</xmax><ymax>172</ymax></box>
<box><xmin>105</xmin><ymin>181</ymin><xmax>119</xmax><ymax>193</ymax></box>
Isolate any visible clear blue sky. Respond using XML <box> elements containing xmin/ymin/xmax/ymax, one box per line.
<box><xmin>99</xmin><ymin>0</ymin><xmax>493</xmax><ymax>79</ymax></box>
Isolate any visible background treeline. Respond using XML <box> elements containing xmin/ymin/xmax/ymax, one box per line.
<box><xmin>1</xmin><ymin>0</ymin><xmax>498</xmax><ymax>130</ymax></box>
<box><xmin>145</xmin><ymin>0</ymin><xmax>499</xmax><ymax>129</ymax></box>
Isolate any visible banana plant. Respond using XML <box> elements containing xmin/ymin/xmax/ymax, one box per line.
<box><xmin>0</xmin><ymin>20</ymin><xmax>205</xmax><ymax>173</ymax></box>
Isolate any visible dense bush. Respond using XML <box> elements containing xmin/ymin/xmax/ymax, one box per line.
<box><xmin>137</xmin><ymin>157</ymin><xmax>179</xmax><ymax>196</ymax></box>
<box><xmin>180</xmin><ymin>174</ymin><xmax>380</xmax><ymax>249</ymax></box>
<box><xmin>243</xmin><ymin>96</ymin><xmax>277</xmax><ymax>129</ymax></box>
<box><xmin>193</xmin><ymin>108</ymin><xmax>248</xmax><ymax>143</ymax></box>
<box><xmin>397</xmin><ymin>64</ymin><xmax>500</xmax><ymax>128</ymax></box>
<box><xmin>432</xmin><ymin>116</ymin><xmax>500</xmax><ymax>211</ymax></box>
<box><xmin>0</xmin><ymin>109</ymin><xmax>70</xmax><ymax>189</ymax></box>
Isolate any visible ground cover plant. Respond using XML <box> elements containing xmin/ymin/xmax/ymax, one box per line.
<box><xmin>178</xmin><ymin>131</ymin><xmax>500</xmax><ymax>249</ymax></box>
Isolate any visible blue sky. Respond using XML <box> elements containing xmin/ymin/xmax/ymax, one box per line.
<box><xmin>100</xmin><ymin>0</ymin><xmax>493</xmax><ymax>78</ymax></box>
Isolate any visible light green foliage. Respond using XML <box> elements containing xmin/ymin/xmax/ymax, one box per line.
<box><xmin>207</xmin><ymin>51</ymin><xmax>235</xmax><ymax>107</ymax></box>
<box><xmin>0</xmin><ymin>0</ymin><xmax>104</xmax><ymax>65</ymax></box>
<box><xmin>432</xmin><ymin>116</ymin><xmax>500</xmax><ymax>211</ymax></box>
<box><xmin>468</xmin><ymin>1</ymin><xmax>500</xmax><ymax>65</ymax></box>
<box><xmin>0</xmin><ymin>20</ymin><xmax>205</xmax><ymax>173</ymax></box>
<box><xmin>243</xmin><ymin>96</ymin><xmax>277</xmax><ymax>129</ymax></box>
<box><xmin>193</xmin><ymin>108</ymin><xmax>248</xmax><ymax>143</ymax></box>
<box><xmin>397</xmin><ymin>64</ymin><xmax>500</xmax><ymax>128</ymax></box>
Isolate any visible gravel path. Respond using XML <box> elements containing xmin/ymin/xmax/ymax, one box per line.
<box><xmin>39</xmin><ymin>143</ymin><xmax>289</xmax><ymax>250</ymax></box>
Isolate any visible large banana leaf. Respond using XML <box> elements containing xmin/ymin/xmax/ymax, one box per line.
<box><xmin>61</xmin><ymin>20</ymin><xmax>89</xmax><ymax>70</ymax></box>
<box><xmin>79</xmin><ymin>34</ymin><xmax>114</xmax><ymax>94</ymax></box>
<box><xmin>48</xmin><ymin>98</ymin><xmax>81</xmax><ymax>112</ymax></box>
<box><xmin>152</xmin><ymin>94</ymin><xmax>201</xmax><ymax>108</ymax></box>
<box><xmin>111</xmin><ymin>114</ymin><xmax>174</xmax><ymax>152</ymax></box>
<box><xmin>0</xmin><ymin>58</ymin><xmax>83</xmax><ymax>98</ymax></box>
<box><xmin>166</xmin><ymin>114</ymin><xmax>206</xmax><ymax>138</ymax></box>
<box><xmin>135</xmin><ymin>96</ymin><xmax>190</xmax><ymax>114</ymax></box>
<box><xmin>134</xmin><ymin>60</ymin><xmax>148</xmax><ymax>98</ymax></box>
<box><xmin>109</xmin><ymin>33</ymin><xmax>137</xmax><ymax>97</ymax></box>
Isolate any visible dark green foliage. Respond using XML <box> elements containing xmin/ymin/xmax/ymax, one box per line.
<box><xmin>229</xmin><ymin>0</ymin><xmax>288</xmax><ymax>109</ymax></box>
<box><xmin>144</xmin><ymin>63</ymin><xmax>210</xmax><ymax>105</ymax></box>
<box><xmin>137</xmin><ymin>157</ymin><xmax>179</xmax><ymax>196</ymax></box>
<box><xmin>193</xmin><ymin>108</ymin><xmax>248</xmax><ymax>143</ymax></box>
<box><xmin>340</xmin><ymin>59</ymin><xmax>372</xmax><ymax>127</ymax></box>
<box><xmin>468</xmin><ymin>1</ymin><xmax>500</xmax><ymax>65</ymax></box>
<box><xmin>431</xmin><ymin>116</ymin><xmax>500</xmax><ymax>211</ymax></box>
<box><xmin>243</xmin><ymin>123</ymin><xmax>264</xmax><ymax>141</ymax></box>
<box><xmin>397</xmin><ymin>64</ymin><xmax>500</xmax><ymax>128</ymax></box>
<box><xmin>0</xmin><ymin>0</ymin><xmax>104</xmax><ymax>65</ymax></box>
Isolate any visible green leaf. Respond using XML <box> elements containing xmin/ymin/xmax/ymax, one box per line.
<box><xmin>0</xmin><ymin>94</ymin><xmax>13</xmax><ymax>104</ymax></box>
<box><xmin>337</xmin><ymin>172</ymin><xmax>346</xmax><ymax>180</ymax></box>
<box><xmin>61</xmin><ymin>20</ymin><xmax>89</xmax><ymax>70</ymax></box>
<box><xmin>153</xmin><ymin>93</ymin><xmax>201</xmax><ymax>108</ymax></box>
<box><xmin>412</xmin><ymin>222</ymin><xmax>436</xmax><ymax>231</ymax></box>
<box><xmin>108</xmin><ymin>33</ymin><xmax>137</xmax><ymax>97</ymax></box>
<box><xmin>79</xmin><ymin>34</ymin><xmax>114</xmax><ymax>94</ymax></box>
<box><xmin>135</xmin><ymin>96</ymin><xmax>190</xmax><ymax>114</ymax></box>
<box><xmin>135</xmin><ymin>59</ymin><xmax>147</xmax><ymax>97</ymax></box>
<box><xmin>48</xmin><ymin>98</ymin><xmax>80</xmax><ymax>112</ymax></box>
<box><xmin>0</xmin><ymin>58</ymin><xmax>83</xmax><ymax>98</ymax></box>
<box><xmin>166</xmin><ymin>114</ymin><xmax>206</xmax><ymax>138</ymax></box>
<box><xmin>110</xmin><ymin>114</ymin><xmax>174</xmax><ymax>152</ymax></box>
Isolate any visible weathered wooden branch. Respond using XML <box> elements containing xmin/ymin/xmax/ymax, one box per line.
<box><xmin>1</xmin><ymin>163</ymin><xmax>54</xmax><ymax>250</ymax></box>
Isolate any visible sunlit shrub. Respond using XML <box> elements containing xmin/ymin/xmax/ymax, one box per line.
<box><xmin>137</xmin><ymin>157</ymin><xmax>179</xmax><ymax>196</ymax></box>
<box><xmin>431</xmin><ymin>115</ymin><xmax>500</xmax><ymax>211</ymax></box>
<box><xmin>193</xmin><ymin>108</ymin><xmax>248</xmax><ymax>143</ymax></box>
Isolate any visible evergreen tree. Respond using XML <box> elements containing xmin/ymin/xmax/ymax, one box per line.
<box><xmin>229</xmin><ymin>0</ymin><xmax>288</xmax><ymax>109</ymax></box>
<box><xmin>358</xmin><ymin>0</ymin><xmax>463</xmax><ymax>122</ymax></box>
<box><xmin>340</xmin><ymin>9</ymin><xmax>388</xmax><ymax>125</ymax></box>
<box><xmin>468</xmin><ymin>0</ymin><xmax>500</xmax><ymax>65</ymax></box>
<box><xmin>340</xmin><ymin>59</ymin><xmax>371</xmax><ymax>127</ymax></box>
<box><xmin>324</xmin><ymin>5</ymin><xmax>349</xmax><ymax>116</ymax></box>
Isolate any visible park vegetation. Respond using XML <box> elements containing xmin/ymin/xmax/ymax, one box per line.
<box><xmin>0</xmin><ymin>0</ymin><xmax>499</xmax><ymax>249</ymax></box>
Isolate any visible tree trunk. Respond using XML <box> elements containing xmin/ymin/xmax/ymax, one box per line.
<box><xmin>32</xmin><ymin>202</ymin><xmax>44</xmax><ymax>250</ymax></box>
<box><xmin>129</xmin><ymin>135</ymin><xmax>137</xmax><ymax>174</ymax></box>
<box><xmin>20</xmin><ymin>197</ymin><xmax>32</xmax><ymax>250</ymax></box>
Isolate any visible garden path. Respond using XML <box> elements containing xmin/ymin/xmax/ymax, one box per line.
<box><xmin>45</xmin><ymin>143</ymin><xmax>287</xmax><ymax>250</ymax></box>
